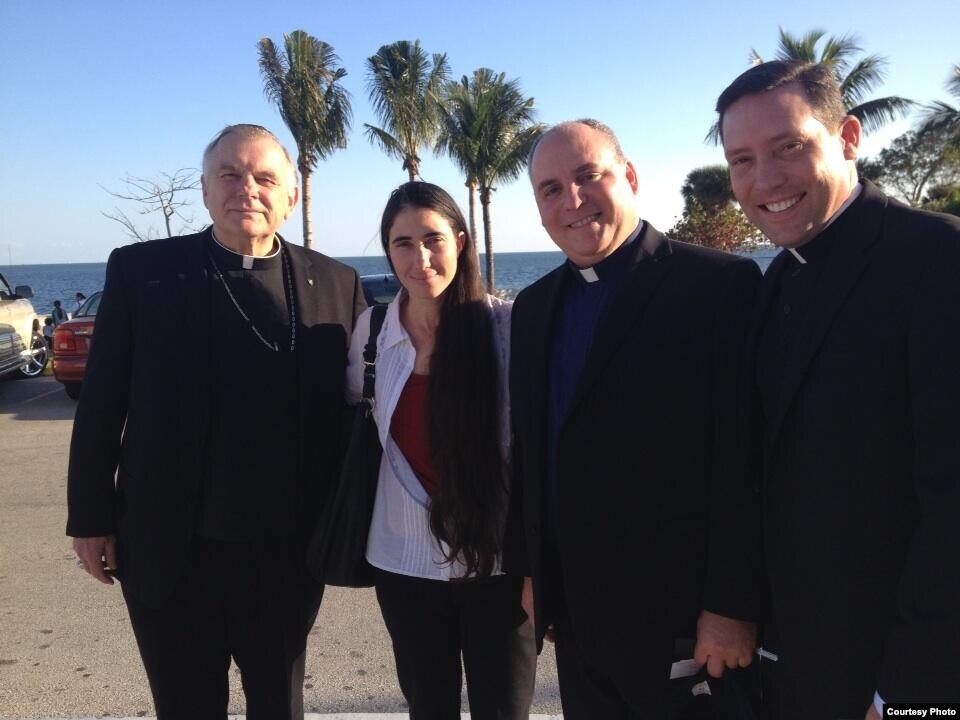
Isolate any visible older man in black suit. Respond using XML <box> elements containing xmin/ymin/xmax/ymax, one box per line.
<box><xmin>68</xmin><ymin>124</ymin><xmax>365</xmax><ymax>719</ymax></box>
<box><xmin>717</xmin><ymin>61</ymin><xmax>960</xmax><ymax>719</ymax></box>
<box><xmin>504</xmin><ymin>118</ymin><xmax>764</xmax><ymax>718</ymax></box>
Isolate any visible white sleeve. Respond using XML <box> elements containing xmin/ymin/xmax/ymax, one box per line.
<box><xmin>345</xmin><ymin>307</ymin><xmax>373</xmax><ymax>405</ymax></box>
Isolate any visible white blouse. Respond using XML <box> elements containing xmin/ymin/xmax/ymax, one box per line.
<box><xmin>345</xmin><ymin>290</ymin><xmax>513</xmax><ymax>580</ymax></box>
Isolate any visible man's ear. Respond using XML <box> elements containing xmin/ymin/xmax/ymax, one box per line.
<box><xmin>839</xmin><ymin>115</ymin><xmax>862</xmax><ymax>161</ymax></box>
<box><xmin>201</xmin><ymin>175</ymin><xmax>209</xmax><ymax>208</ymax></box>
<box><xmin>625</xmin><ymin>160</ymin><xmax>640</xmax><ymax>193</ymax></box>
<box><xmin>286</xmin><ymin>185</ymin><xmax>300</xmax><ymax>220</ymax></box>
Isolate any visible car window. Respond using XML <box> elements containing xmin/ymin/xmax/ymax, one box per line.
<box><xmin>75</xmin><ymin>292</ymin><xmax>102</xmax><ymax>317</ymax></box>
<box><xmin>361</xmin><ymin>275</ymin><xmax>400</xmax><ymax>306</ymax></box>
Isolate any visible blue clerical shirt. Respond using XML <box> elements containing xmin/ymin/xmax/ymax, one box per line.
<box><xmin>544</xmin><ymin>223</ymin><xmax>643</xmax><ymax>550</ymax></box>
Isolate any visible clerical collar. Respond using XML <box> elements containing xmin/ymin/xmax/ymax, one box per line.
<box><xmin>210</xmin><ymin>229</ymin><xmax>281</xmax><ymax>270</ymax></box>
<box><xmin>567</xmin><ymin>221</ymin><xmax>644</xmax><ymax>285</ymax></box>
<box><xmin>787</xmin><ymin>182</ymin><xmax>862</xmax><ymax>266</ymax></box>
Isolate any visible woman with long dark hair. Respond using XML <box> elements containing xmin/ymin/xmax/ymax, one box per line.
<box><xmin>345</xmin><ymin>182</ymin><xmax>535</xmax><ymax>718</ymax></box>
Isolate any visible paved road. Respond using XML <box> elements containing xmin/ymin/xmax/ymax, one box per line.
<box><xmin>0</xmin><ymin>376</ymin><xmax>561</xmax><ymax>718</ymax></box>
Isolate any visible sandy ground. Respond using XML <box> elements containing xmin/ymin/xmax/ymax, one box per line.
<box><xmin>0</xmin><ymin>375</ymin><xmax>561</xmax><ymax>718</ymax></box>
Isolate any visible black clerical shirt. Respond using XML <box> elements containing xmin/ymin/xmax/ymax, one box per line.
<box><xmin>755</xmin><ymin>189</ymin><xmax>863</xmax><ymax>438</ymax></box>
<box><xmin>198</xmin><ymin>237</ymin><xmax>300</xmax><ymax>542</ymax></box>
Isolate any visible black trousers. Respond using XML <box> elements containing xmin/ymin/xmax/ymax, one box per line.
<box><xmin>553</xmin><ymin>606</ymin><xmax>651</xmax><ymax>719</ymax></box>
<box><xmin>121</xmin><ymin>536</ymin><xmax>323</xmax><ymax>720</ymax></box>
<box><xmin>554</xmin><ymin>608</ymin><xmax>760</xmax><ymax>720</ymax></box>
<box><xmin>373</xmin><ymin>567</ymin><xmax>537</xmax><ymax>720</ymax></box>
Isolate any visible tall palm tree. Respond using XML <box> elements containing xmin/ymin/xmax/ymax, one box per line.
<box><xmin>435</xmin><ymin>72</ymin><xmax>488</xmax><ymax>247</ymax></box>
<box><xmin>708</xmin><ymin>28</ymin><xmax>913</xmax><ymax>143</ymax></box>
<box><xmin>921</xmin><ymin>64</ymin><xmax>960</xmax><ymax>140</ymax></box>
<box><xmin>436</xmin><ymin>69</ymin><xmax>543</xmax><ymax>291</ymax></box>
<box><xmin>364</xmin><ymin>40</ymin><xmax>450</xmax><ymax>181</ymax></box>
<box><xmin>258</xmin><ymin>30</ymin><xmax>352</xmax><ymax>250</ymax></box>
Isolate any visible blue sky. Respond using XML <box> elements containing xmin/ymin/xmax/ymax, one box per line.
<box><xmin>1</xmin><ymin>0</ymin><xmax>957</xmax><ymax>264</ymax></box>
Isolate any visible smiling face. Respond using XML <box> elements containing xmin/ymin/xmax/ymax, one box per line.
<box><xmin>722</xmin><ymin>83</ymin><xmax>860</xmax><ymax>248</ymax></box>
<box><xmin>201</xmin><ymin>132</ymin><xmax>298</xmax><ymax>254</ymax></box>
<box><xmin>530</xmin><ymin>123</ymin><xmax>640</xmax><ymax>268</ymax></box>
<box><xmin>387</xmin><ymin>207</ymin><xmax>465</xmax><ymax>303</ymax></box>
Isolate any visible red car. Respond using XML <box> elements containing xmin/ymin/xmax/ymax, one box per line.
<box><xmin>53</xmin><ymin>291</ymin><xmax>101</xmax><ymax>399</ymax></box>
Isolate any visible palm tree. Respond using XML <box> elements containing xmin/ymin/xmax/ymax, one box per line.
<box><xmin>680</xmin><ymin>165</ymin><xmax>734</xmax><ymax>212</ymax></box>
<box><xmin>436</xmin><ymin>69</ymin><xmax>543</xmax><ymax>291</ymax></box>
<box><xmin>921</xmin><ymin>64</ymin><xmax>960</xmax><ymax>140</ymax></box>
<box><xmin>258</xmin><ymin>30</ymin><xmax>352</xmax><ymax>250</ymax></box>
<box><xmin>708</xmin><ymin>28</ymin><xmax>913</xmax><ymax>143</ymax></box>
<box><xmin>364</xmin><ymin>40</ymin><xmax>450</xmax><ymax>181</ymax></box>
<box><xmin>435</xmin><ymin>72</ymin><xmax>488</xmax><ymax>247</ymax></box>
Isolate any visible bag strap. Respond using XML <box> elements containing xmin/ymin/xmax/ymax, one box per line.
<box><xmin>361</xmin><ymin>304</ymin><xmax>388</xmax><ymax>401</ymax></box>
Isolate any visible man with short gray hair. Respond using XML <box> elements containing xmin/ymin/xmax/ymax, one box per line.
<box><xmin>68</xmin><ymin>124</ymin><xmax>365</xmax><ymax>718</ymax></box>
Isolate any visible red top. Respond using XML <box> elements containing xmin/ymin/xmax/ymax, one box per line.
<box><xmin>390</xmin><ymin>373</ymin><xmax>440</xmax><ymax>497</ymax></box>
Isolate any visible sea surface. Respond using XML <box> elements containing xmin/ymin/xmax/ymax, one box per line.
<box><xmin>1</xmin><ymin>247</ymin><xmax>779</xmax><ymax>319</ymax></box>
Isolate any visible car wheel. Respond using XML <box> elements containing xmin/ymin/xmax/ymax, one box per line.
<box><xmin>64</xmin><ymin>382</ymin><xmax>82</xmax><ymax>400</ymax></box>
<box><xmin>18</xmin><ymin>335</ymin><xmax>49</xmax><ymax>378</ymax></box>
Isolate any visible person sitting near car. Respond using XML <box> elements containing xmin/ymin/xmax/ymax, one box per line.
<box><xmin>42</xmin><ymin>317</ymin><xmax>54</xmax><ymax>349</ymax></box>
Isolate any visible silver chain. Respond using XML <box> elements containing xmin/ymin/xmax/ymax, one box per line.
<box><xmin>207</xmin><ymin>242</ymin><xmax>297</xmax><ymax>353</ymax></box>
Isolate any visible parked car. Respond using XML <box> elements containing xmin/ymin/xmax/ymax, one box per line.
<box><xmin>53</xmin><ymin>291</ymin><xmax>102</xmax><ymax>399</ymax></box>
<box><xmin>360</xmin><ymin>273</ymin><xmax>400</xmax><ymax>307</ymax></box>
<box><xmin>0</xmin><ymin>272</ymin><xmax>47</xmax><ymax>380</ymax></box>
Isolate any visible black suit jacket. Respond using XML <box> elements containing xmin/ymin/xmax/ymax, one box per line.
<box><xmin>504</xmin><ymin>224</ymin><xmax>763</xmax><ymax>705</ymax></box>
<box><xmin>749</xmin><ymin>181</ymin><xmax>960</xmax><ymax>713</ymax></box>
<box><xmin>66</xmin><ymin>230</ymin><xmax>365</xmax><ymax>605</ymax></box>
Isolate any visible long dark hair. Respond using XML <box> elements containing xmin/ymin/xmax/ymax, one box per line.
<box><xmin>380</xmin><ymin>181</ymin><xmax>505</xmax><ymax>577</ymax></box>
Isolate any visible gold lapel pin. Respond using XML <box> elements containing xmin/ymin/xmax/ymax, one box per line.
<box><xmin>307</xmin><ymin>278</ymin><xmax>314</xmax><ymax>286</ymax></box>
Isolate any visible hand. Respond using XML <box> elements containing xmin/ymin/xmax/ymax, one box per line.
<box><xmin>73</xmin><ymin>536</ymin><xmax>118</xmax><ymax>585</ymax></box>
<box><xmin>521</xmin><ymin>576</ymin><xmax>555</xmax><ymax>642</ymax></box>
<box><xmin>521</xmin><ymin>576</ymin><xmax>534</xmax><ymax>623</ymax></box>
<box><xmin>693</xmin><ymin>609</ymin><xmax>757</xmax><ymax>678</ymax></box>
<box><xmin>865</xmin><ymin>702</ymin><xmax>882</xmax><ymax>720</ymax></box>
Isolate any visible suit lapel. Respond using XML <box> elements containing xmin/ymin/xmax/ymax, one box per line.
<box><xmin>524</xmin><ymin>267</ymin><xmax>565</xmax><ymax>452</ymax></box>
<box><xmin>177</xmin><ymin>232</ymin><xmax>214</xmax><ymax>472</ymax></box>
<box><xmin>180</xmin><ymin>231</ymin><xmax>213</xmax><ymax>344</ymax></box>
<box><xmin>286</xmin><ymin>239</ymin><xmax>316</xmax><ymax>335</ymax></box>
<box><xmin>567</xmin><ymin>228</ymin><xmax>673</xmax><ymax>414</ymax></box>
<box><xmin>767</xmin><ymin>185</ymin><xmax>885</xmax><ymax>447</ymax></box>
<box><xmin>284</xmin><ymin>242</ymin><xmax>317</xmax><ymax>479</ymax></box>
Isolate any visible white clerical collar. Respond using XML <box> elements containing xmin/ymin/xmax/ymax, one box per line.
<box><xmin>787</xmin><ymin>182</ymin><xmax>862</xmax><ymax>265</ymax></box>
<box><xmin>211</xmin><ymin>230</ymin><xmax>280</xmax><ymax>269</ymax></box>
<box><xmin>578</xmin><ymin>221</ymin><xmax>644</xmax><ymax>283</ymax></box>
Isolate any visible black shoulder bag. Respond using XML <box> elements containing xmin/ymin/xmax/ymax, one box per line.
<box><xmin>307</xmin><ymin>304</ymin><xmax>387</xmax><ymax>587</ymax></box>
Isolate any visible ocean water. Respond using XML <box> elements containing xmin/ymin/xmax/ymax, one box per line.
<box><xmin>1</xmin><ymin>247</ymin><xmax>779</xmax><ymax>319</ymax></box>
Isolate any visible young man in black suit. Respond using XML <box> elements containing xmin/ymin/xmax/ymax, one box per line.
<box><xmin>504</xmin><ymin>119</ymin><xmax>764</xmax><ymax>718</ymax></box>
<box><xmin>718</xmin><ymin>61</ymin><xmax>960</xmax><ymax>719</ymax></box>
<box><xmin>67</xmin><ymin>124</ymin><xmax>365</xmax><ymax>719</ymax></box>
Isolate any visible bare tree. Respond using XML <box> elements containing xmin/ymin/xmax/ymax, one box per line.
<box><xmin>100</xmin><ymin>168</ymin><xmax>201</xmax><ymax>242</ymax></box>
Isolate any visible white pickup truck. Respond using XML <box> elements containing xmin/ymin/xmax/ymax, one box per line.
<box><xmin>0</xmin><ymin>272</ymin><xmax>48</xmax><ymax>379</ymax></box>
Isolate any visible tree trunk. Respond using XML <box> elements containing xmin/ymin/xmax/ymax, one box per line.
<box><xmin>466</xmin><ymin>180</ymin><xmax>482</xmax><ymax>282</ymax></box>
<box><xmin>466</xmin><ymin>180</ymin><xmax>478</xmax><ymax>246</ymax></box>
<box><xmin>163</xmin><ymin>204</ymin><xmax>174</xmax><ymax>238</ymax></box>
<box><xmin>480</xmin><ymin>186</ymin><xmax>494</xmax><ymax>293</ymax></box>
<box><xmin>301</xmin><ymin>169</ymin><xmax>312</xmax><ymax>249</ymax></box>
